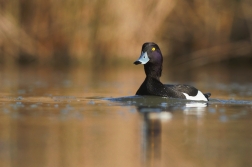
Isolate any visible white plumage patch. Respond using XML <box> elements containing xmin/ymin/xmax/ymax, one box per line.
<box><xmin>182</xmin><ymin>90</ymin><xmax>208</xmax><ymax>101</ymax></box>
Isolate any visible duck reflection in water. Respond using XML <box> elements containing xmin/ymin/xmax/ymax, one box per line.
<box><xmin>135</xmin><ymin>99</ymin><xmax>207</xmax><ymax>166</ymax></box>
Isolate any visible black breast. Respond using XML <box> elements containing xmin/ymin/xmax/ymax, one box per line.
<box><xmin>136</xmin><ymin>77</ymin><xmax>187</xmax><ymax>99</ymax></box>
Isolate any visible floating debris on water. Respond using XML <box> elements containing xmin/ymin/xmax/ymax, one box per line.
<box><xmin>16</xmin><ymin>96</ymin><xmax>23</xmax><ymax>100</ymax></box>
<box><xmin>219</xmin><ymin>108</ymin><xmax>226</xmax><ymax>113</ymax></box>
<box><xmin>60</xmin><ymin>109</ymin><xmax>68</xmax><ymax>114</ymax></box>
<box><xmin>219</xmin><ymin>115</ymin><xmax>228</xmax><ymax>122</ymax></box>
<box><xmin>130</xmin><ymin>108</ymin><xmax>136</xmax><ymax>113</ymax></box>
<box><xmin>3</xmin><ymin>108</ymin><xmax>9</xmax><ymax>113</ymax></box>
<box><xmin>16</xmin><ymin>102</ymin><xmax>24</xmax><ymax>107</ymax></box>
<box><xmin>30</xmin><ymin>104</ymin><xmax>38</xmax><ymax>108</ymax></box>
<box><xmin>208</xmin><ymin>107</ymin><xmax>216</xmax><ymax>113</ymax></box>
<box><xmin>18</xmin><ymin>90</ymin><xmax>26</xmax><ymax>94</ymax></box>
<box><xmin>88</xmin><ymin>100</ymin><xmax>95</xmax><ymax>105</ymax></box>
<box><xmin>160</xmin><ymin>102</ymin><xmax>167</xmax><ymax>107</ymax></box>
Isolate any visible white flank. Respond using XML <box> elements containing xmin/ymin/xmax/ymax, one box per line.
<box><xmin>182</xmin><ymin>91</ymin><xmax>208</xmax><ymax>101</ymax></box>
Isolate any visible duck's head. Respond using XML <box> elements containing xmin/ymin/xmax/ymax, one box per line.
<box><xmin>134</xmin><ymin>42</ymin><xmax>163</xmax><ymax>78</ymax></box>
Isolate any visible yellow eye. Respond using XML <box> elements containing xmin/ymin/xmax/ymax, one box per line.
<box><xmin>152</xmin><ymin>47</ymin><xmax>155</xmax><ymax>51</ymax></box>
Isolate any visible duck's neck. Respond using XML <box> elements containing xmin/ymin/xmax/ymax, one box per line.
<box><xmin>144</xmin><ymin>63</ymin><xmax>162</xmax><ymax>81</ymax></box>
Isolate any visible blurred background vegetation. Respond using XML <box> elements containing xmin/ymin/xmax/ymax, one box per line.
<box><xmin>0</xmin><ymin>0</ymin><xmax>252</xmax><ymax>69</ymax></box>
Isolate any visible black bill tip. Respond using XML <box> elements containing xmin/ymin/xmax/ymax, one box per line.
<box><xmin>134</xmin><ymin>61</ymin><xmax>141</xmax><ymax>65</ymax></box>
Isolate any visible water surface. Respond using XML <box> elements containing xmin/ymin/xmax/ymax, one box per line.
<box><xmin>0</xmin><ymin>66</ymin><xmax>251</xmax><ymax>167</ymax></box>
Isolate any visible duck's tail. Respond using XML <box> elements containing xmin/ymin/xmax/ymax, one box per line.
<box><xmin>204</xmin><ymin>93</ymin><xmax>211</xmax><ymax>101</ymax></box>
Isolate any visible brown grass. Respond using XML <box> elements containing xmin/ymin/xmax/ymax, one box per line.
<box><xmin>0</xmin><ymin>0</ymin><xmax>251</xmax><ymax>67</ymax></box>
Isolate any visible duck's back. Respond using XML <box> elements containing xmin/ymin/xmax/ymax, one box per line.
<box><xmin>166</xmin><ymin>84</ymin><xmax>198</xmax><ymax>96</ymax></box>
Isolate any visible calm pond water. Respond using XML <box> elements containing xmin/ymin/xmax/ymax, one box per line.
<box><xmin>0</xmin><ymin>66</ymin><xmax>252</xmax><ymax>167</ymax></box>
